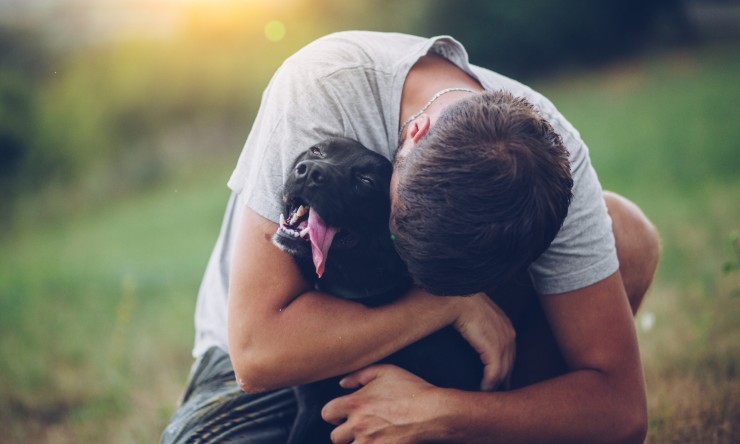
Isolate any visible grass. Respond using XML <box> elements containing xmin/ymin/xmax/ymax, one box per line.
<box><xmin>1</xmin><ymin>42</ymin><xmax>739</xmax><ymax>442</ymax></box>
<box><xmin>0</xmin><ymin>166</ymin><xmax>231</xmax><ymax>442</ymax></box>
<box><xmin>535</xmin><ymin>43</ymin><xmax>740</xmax><ymax>443</ymax></box>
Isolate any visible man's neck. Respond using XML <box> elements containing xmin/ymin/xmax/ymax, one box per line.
<box><xmin>399</xmin><ymin>53</ymin><xmax>483</xmax><ymax>131</ymax></box>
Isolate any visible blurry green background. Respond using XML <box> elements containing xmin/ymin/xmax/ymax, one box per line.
<box><xmin>1</xmin><ymin>0</ymin><xmax>738</xmax><ymax>442</ymax></box>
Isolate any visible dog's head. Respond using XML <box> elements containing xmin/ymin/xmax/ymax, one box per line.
<box><xmin>272</xmin><ymin>137</ymin><xmax>410</xmax><ymax>302</ymax></box>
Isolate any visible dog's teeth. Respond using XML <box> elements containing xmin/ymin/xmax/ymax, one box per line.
<box><xmin>299</xmin><ymin>227</ymin><xmax>309</xmax><ymax>238</ymax></box>
<box><xmin>296</xmin><ymin>205</ymin><xmax>307</xmax><ymax>217</ymax></box>
<box><xmin>279</xmin><ymin>213</ymin><xmax>286</xmax><ymax>226</ymax></box>
<box><xmin>289</xmin><ymin>212</ymin><xmax>299</xmax><ymax>225</ymax></box>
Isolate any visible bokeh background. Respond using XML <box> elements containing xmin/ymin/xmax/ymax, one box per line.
<box><xmin>1</xmin><ymin>0</ymin><xmax>738</xmax><ymax>442</ymax></box>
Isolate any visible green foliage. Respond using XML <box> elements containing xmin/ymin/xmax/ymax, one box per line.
<box><xmin>0</xmin><ymin>168</ymin><xmax>229</xmax><ymax>442</ymax></box>
<box><xmin>539</xmin><ymin>44</ymin><xmax>740</xmax><ymax>193</ymax></box>
<box><xmin>0</xmin><ymin>0</ymin><xmax>687</xmax><ymax>227</ymax></box>
<box><xmin>723</xmin><ymin>231</ymin><xmax>740</xmax><ymax>299</ymax></box>
<box><xmin>0</xmin><ymin>25</ymin><xmax>52</xmax><ymax>215</ymax></box>
<box><xmin>418</xmin><ymin>0</ymin><xmax>684</xmax><ymax>75</ymax></box>
<box><xmin>723</xmin><ymin>231</ymin><xmax>740</xmax><ymax>275</ymax></box>
<box><xmin>314</xmin><ymin>0</ymin><xmax>686</xmax><ymax>76</ymax></box>
<box><xmin>0</xmin><ymin>25</ymin><xmax>278</xmax><ymax>226</ymax></box>
<box><xmin>29</xmin><ymin>38</ymin><xmax>260</xmax><ymax>195</ymax></box>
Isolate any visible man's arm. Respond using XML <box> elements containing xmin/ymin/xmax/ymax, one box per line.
<box><xmin>323</xmin><ymin>272</ymin><xmax>648</xmax><ymax>444</ymax></box>
<box><xmin>228</xmin><ymin>207</ymin><xmax>515</xmax><ymax>393</ymax></box>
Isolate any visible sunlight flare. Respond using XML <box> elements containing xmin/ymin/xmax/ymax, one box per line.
<box><xmin>264</xmin><ymin>20</ymin><xmax>286</xmax><ymax>42</ymax></box>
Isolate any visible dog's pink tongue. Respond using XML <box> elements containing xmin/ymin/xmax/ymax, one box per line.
<box><xmin>307</xmin><ymin>208</ymin><xmax>337</xmax><ymax>278</ymax></box>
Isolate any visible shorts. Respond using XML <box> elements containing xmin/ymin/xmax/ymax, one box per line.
<box><xmin>161</xmin><ymin>347</ymin><xmax>297</xmax><ymax>444</ymax></box>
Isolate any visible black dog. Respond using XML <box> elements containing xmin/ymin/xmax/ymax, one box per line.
<box><xmin>272</xmin><ymin>137</ymin><xmax>483</xmax><ymax>444</ymax></box>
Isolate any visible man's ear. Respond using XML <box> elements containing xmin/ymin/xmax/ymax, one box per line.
<box><xmin>407</xmin><ymin>114</ymin><xmax>431</xmax><ymax>143</ymax></box>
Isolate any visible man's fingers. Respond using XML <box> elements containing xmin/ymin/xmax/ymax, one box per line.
<box><xmin>324</xmin><ymin>365</ymin><xmax>398</xmax><ymax>427</ymax></box>
<box><xmin>453</xmin><ymin>293</ymin><xmax>517</xmax><ymax>392</ymax></box>
<box><xmin>480</xmin><ymin>341</ymin><xmax>517</xmax><ymax>391</ymax></box>
<box><xmin>480</xmin><ymin>363</ymin><xmax>502</xmax><ymax>391</ymax></box>
<box><xmin>339</xmin><ymin>363</ymin><xmax>395</xmax><ymax>389</ymax></box>
<box><xmin>322</xmin><ymin>396</ymin><xmax>348</xmax><ymax>426</ymax></box>
<box><xmin>329</xmin><ymin>422</ymin><xmax>354</xmax><ymax>444</ymax></box>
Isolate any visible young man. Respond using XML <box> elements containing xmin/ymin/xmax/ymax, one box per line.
<box><xmin>162</xmin><ymin>31</ymin><xmax>659</xmax><ymax>443</ymax></box>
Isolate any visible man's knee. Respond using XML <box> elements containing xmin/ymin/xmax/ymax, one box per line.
<box><xmin>603</xmin><ymin>191</ymin><xmax>660</xmax><ymax>313</ymax></box>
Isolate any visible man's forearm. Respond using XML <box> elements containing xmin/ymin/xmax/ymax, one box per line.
<box><xmin>227</xmin><ymin>208</ymin><xmax>515</xmax><ymax>393</ymax></box>
<box><xmin>229</xmin><ymin>286</ymin><xmax>456</xmax><ymax>392</ymax></box>
<box><xmin>437</xmin><ymin>276</ymin><xmax>648</xmax><ymax>443</ymax></box>
<box><xmin>227</xmin><ymin>207</ymin><xmax>463</xmax><ymax>392</ymax></box>
<box><xmin>437</xmin><ymin>368</ymin><xmax>647</xmax><ymax>444</ymax></box>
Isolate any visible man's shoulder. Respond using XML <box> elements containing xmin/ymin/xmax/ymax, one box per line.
<box><xmin>282</xmin><ymin>31</ymin><xmax>427</xmax><ymax>71</ymax></box>
<box><xmin>307</xmin><ymin>31</ymin><xmax>427</xmax><ymax>52</ymax></box>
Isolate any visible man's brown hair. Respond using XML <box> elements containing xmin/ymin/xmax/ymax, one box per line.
<box><xmin>391</xmin><ymin>91</ymin><xmax>573</xmax><ymax>296</ymax></box>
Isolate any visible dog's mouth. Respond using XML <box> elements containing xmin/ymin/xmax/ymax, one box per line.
<box><xmin>277</xmin><ymin>201</ymin><xmax>359</xmax><ymax>278</ymax></box>
<box><xmin>278</xmin><ymin>203</ymin><xmax>311</xmax><ymax>239</ymax></box>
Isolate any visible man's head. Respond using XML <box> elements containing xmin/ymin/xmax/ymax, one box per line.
<box><xmin>390</xmin><ymin>90</ymin><xmax>573</xmax><ymax>296</ymax></box>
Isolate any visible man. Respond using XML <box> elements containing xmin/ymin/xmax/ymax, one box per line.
<box><xmin>162</xmin><ymin>31</ymin><xmax>659</xmax><ymax>443</ymax></box>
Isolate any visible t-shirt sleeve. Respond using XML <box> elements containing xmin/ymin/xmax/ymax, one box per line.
<box><xmin>528</xmin><ymin>120</ymin><xmax>620</xmax><ymax>295</ymax></box>
<box><xmin>226</xmin><ymin>55</ymin><xmax>346</xmax><ymax>223</ymax></box>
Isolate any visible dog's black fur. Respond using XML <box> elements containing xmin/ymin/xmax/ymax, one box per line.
<box><xmin>273</xmin><ymin>137</ymin><xmax>483</xmax><ymax>444</ymax></box>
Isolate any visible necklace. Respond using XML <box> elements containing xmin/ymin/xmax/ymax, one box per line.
<box><xmin>398</xmin><ymin>87</ymin><xmax>478</xmax><ymax>138</ymax></box>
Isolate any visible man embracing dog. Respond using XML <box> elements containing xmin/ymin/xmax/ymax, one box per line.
<box><xmin>162</xmin><ymin>31</ymin><xmax>659</xmax><ymax>443</ymax></box>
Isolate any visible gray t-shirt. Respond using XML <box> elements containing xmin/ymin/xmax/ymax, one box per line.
<box><xmin>193</xmin><ymin>31</ymin><xmax>618</xmax><ymax>357</ymax></box>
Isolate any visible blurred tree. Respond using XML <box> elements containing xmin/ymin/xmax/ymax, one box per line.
<box><xmin>0</xmin><ymin>25</ymin><xmax>52</xmax><ymax>218</ymax></box>
<box><xmin>0</xmin><ymin>0</ymin><xmax>693</xmax><ymax>226</ymax></box>
<box><xmin>313</xmin><ymin>0</ymin><xmax>687</xmax><ymax>77</ymax></box>
<box><xmin>417</xmin><ymin>0</ymin><xmax>687</xmax><ymax>76</ymax></box>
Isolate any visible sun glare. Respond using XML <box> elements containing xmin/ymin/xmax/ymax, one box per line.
<box><xmin>264</xmin><ymin>20</ymin><xmax>286</xmax><ymax>42</ymax></box>
<box><xmin>170</xmin><ymin>0</ymin><xmax>298</xmax><ymax>42</ymax></box>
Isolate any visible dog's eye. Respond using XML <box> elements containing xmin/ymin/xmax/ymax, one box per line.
<box><xmin>309</xmin><ymin>146</ymin><xmax>324</xmax><ymax>157</ymax></box>
<box><xmin>357</xmin><ymin>175</ymin><xmax>374</xmax><ymax>186</ymax></box>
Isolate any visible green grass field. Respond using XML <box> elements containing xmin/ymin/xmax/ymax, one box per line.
<box><xmin>1</xmin><ymin>43</ymin><xmax>738</xmax><ymax>443</ymax></box>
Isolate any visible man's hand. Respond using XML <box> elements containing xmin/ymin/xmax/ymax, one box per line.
<box><xmin>453</xmin><ymin>292</ymin><xmax>516</xmax><ymax>390</ymax></box>
<box><xmin>322</xmin><ymin>364</ymin><xmax>449</xmax><ymax>444</ymax></box>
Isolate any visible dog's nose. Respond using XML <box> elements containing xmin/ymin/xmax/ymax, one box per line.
<box><xmin>294</xmin><ymin>160</ymin><xmax>326</xmax><ymax>186</ymax></box>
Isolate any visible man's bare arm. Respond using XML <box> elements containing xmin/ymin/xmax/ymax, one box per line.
<box><xmin>324</xmin><ymin>272</ymin><xmax>648</xmax><ymax>443</ymax></box>
<box><xmin>228</xmin><ymin>207</ymin><xmax>514</xmax><ymax>393</ymax></box>
<box><xmin>444</xmin><ymin>272</ymin><xmax>647</xmax><ymax>443</ymax></box>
